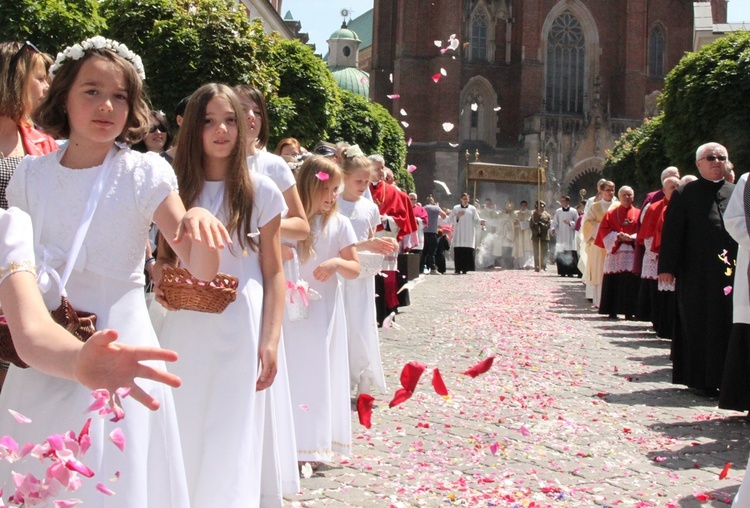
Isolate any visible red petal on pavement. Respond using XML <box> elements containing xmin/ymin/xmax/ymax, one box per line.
<box><xmin>389</xmin><ymin>388</ymin><xmax>413</xmax><ymax>408</ymax></box>
<box><xmin>462</xmin><ymin>356</ymin><xmax>495</xmax><ymax>378</ymax></box>
<box><xmin>694</xmin><ymin>493</ymin><xmax>710</xmax><ymax>502</ymax></box>
<box><xmin>431</xmin><ymin>368</ymin><xmax>449</xmax><ymax>396</ymax></box>
<box><xmin>719</xmin><ymin>462</ymin><xmax>732</xmax><ymax>479</ymax></box>
<box><xmin>400</xmin><ymin>361</ymin><xmax>427</xmax><ymax>392</ymax></box>
<box><xmin>357</xmin><ymin>394</ymin><xmax>374</xmax><ymax>429</ymax></box>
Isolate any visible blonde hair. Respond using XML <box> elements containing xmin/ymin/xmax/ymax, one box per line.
<box><xmin>0</xmin><ymin>42</ymin><xmax>52</xmax><ymax>124</ymax></box>
<box><xmin>296</xmin><ymin>155</ymin><xmax>342</xmax><ymax>263</ymax></box>
<box><xmin>340</xmin><ymin>154</ymin><xmax>372</xmax><ymax>177</ymax></box>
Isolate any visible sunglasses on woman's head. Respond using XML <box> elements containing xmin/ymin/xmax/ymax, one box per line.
<box><xmin>8</xmin><ymin>41</ymin><xmax>41</xmax><ymax>76</ymax></box>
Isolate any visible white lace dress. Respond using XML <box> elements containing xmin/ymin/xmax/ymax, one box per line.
<box><xmin>337</xmin><ymin>195</ymin><xmax>387</xmax><ymax>395</ymax></box>
<box><xmin>2</xmin><ymin>148</ymin><xmax>189</xmax><ymax>507</ymax></box>
<box><xmin>158</xmin><ymin>174</ymin><xmax>286</xmax><ymax>507</ymax></box>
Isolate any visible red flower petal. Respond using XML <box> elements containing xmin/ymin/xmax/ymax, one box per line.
<box><xmin>719</xmin><ymin>462</ymin><xmax>732</xmax><ymax>479</ymax></box>
<box><xmin>431</xmin><ymin>368</ymin><xmax>449</xmax><ymax>396</ymax></box>
<box><xmin>432</xmin><ymin>73</ymin><xmax>441</xmax><ymax>83</ymax></box>
<box><xmin>388</xmin><ymin>388</ymin><xmax>413</xmax><ymax>408</ymax></box>
<box><xmin>400</xmin><ymin>361</ymin><xmax>426</xmax><ymax>392</ymax></box>
<box><xmin>462</xmin><ymin>356</ymin><xmax>495</xmax><ymax>378</ymax></box>
<box><xmin>357</xmin><ymin>394</ymin><xmax>374</xmax><ymax>428</ymax></box>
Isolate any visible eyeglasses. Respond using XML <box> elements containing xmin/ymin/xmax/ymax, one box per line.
<box><xmin>8</xmin><ymin>41</ymin><xmax>41</xmax><ymax>78</ymax></box>
<box><xmin>699</xmin><ymin>154</ymin><xmax>727</xmax><ymax>162</ymax></box>
<box><xmin>149</xmin><ymin>125</ymin><xmax>167</xmax><ymax>134</ymax></box>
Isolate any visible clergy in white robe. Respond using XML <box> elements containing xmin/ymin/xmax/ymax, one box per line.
<box><xmin>448</xmin><ymin>193</ymin><xmax>483</xmax><ymax>273</ymax></box>
<box><xmin>550</xmin><ymin>195</ymin><xmax>580</xmax><ymax>277</ymax></box>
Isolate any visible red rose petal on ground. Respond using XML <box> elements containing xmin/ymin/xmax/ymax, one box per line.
<box><xmin>719</xmin><ymin>462</ymin><xmax>731</xmax><ymax>479</ymax></box>
<box><xmin>431</xmin><ymin>368</ymin><xmax>449</xmax><ymax>396</ymax></box>
<box><xmin>357</xmin><ymin>394</ymin><xmax>374</xmax><ymax>429</ymax></box>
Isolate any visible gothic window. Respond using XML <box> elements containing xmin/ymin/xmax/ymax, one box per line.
<box><xmin>471</xmin><ymin>10</ymin><xmax>488</xmax><ymax>61</ymax></box>
<box><xmin>470</xmin><ymin>108</ymin><xmax>479</xmax><ymax>128</ymax></box>
<box><xmin>648</xmin><ymin>24</ymin><xmax>665</xmax><ymax>78</ymax></box>
<box><xmin>545</xmin><ymin>12</ymin><xmax>585</xmax><ymax>114</ymax></box>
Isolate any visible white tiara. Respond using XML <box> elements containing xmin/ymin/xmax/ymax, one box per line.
<box><xmin>49</xmin><ymin>36</ymin><xmax>145</xmax><ymax>80</ymax></box>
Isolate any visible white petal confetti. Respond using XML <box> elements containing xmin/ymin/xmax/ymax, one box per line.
<box><xmin>442</xmin><ymin>122</ymin><xmax>454</xmax><ymax>132</ymax></box>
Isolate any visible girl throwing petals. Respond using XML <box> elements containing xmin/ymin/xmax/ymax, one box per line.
<box><xmin>2</xmin><ymin>37</ymin><xmax>229</xmax><ymax>506</ymax></box>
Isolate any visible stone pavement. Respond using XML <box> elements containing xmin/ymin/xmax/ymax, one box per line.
<box><xmin>284</xmin><ymin>268</ymin><xmax>750</xmax><ymax>507</ymax></box>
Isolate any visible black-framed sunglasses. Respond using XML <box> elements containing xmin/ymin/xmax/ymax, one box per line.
<box><xmin>8</xmin><ymin>41</ymin><xmax>42</xmax><ymax>75</ymax></box>
<box><xmin>313</xmin><ymin>145</ymin><xmax>336</xmax><ymax>157</ymax></box>
<box><xmin>149</xmin><ymin>125</ymin><xmax>167</xmax><ymax>134</ymax></box>
<box><xmin>700</xmin><ymin>154</ymin><xmax>727</xmax><ymax>162</ymax></box>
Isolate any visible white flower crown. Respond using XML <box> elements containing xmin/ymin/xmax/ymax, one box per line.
<box><xmin>49</xmin><ymin>36</ymin><xmax>145</xmax><ymax>80</ymax></box>
<box><xmin>344</xmin><ymin>144</ymin><xmax>364</xmax><ymax>158</ymax></box>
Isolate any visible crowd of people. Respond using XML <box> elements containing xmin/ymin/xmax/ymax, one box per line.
<box><xmin>1</xmin><ymin>35</ymin><xmax>749</xmax><ymax>507</ymax></box>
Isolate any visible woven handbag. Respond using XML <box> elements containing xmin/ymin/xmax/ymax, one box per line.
<box><xmin>0</xmin><ymin>297</ymin><xmax>97</xmax><ymax>368</ymax></box>
<box><xmin>160</xmin><ymin>266</ymin><xmax>238</xmax><ymax>313</ymax></box>
<box><xmin>0</xmin><ymin>147</ymin><xmax>118</xmax><ymax>368</ymax></box>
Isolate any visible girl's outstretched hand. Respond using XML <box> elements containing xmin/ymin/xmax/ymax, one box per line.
<box><xmin>74</xmin><ymin>329</ymin><xmax>181</xmax><ymax>411</ymax></box>
<box><xmin>173</xmin><ymin>207</ymin><xmax>232</xmax><ymax>249</ymax></box>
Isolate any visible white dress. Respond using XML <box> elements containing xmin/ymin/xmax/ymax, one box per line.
<box><xmin>2</xmin><ymin>148</ymin><xmax>189</xmax><ymax>507</ymax></box>
<box><xmin>337</xmin><ymin>196</ymin><xmax>387</xmax><ymax>395</ymax></box>
<box><xmin>284</xmin><ymin>213</ymin><xmax>356</xmax><ymax>462</ymax></box>
<box><xmin>251</xmin><ymin>150</ymin><xmax>301</xmax><ymax>500</ymax></box>
<box><xmin>159</xmin><ymin>174</ymin><xmax>286</xmax><ymax>508</ymax></box>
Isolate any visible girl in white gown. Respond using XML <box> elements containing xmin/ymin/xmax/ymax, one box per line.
<box><xmin>234</xmin><ymin>85</ymin><xmax>307</xmax><ymax>500</ymax></box>
<box><xmin>285</xmin><ymin>155</ymin><xmax>360</xmax><ymax>467</ymax></box>
<box><xmin>154</xmin><ymin>84</ymin><xmax>286</xmax><ymax>507</ymax></box>
<box><xmin>337</xmin><ymin>148</ymin><xmax>396</xmax><ymax>396</ymax></box>
<box><xmin>2</xmin><ymin>38</ymin><xmax>229</xmax><ymax>506</ymax></box>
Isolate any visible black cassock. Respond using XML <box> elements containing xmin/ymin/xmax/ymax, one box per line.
<box><xmin>658</xmin><ymin>178</ymin><xmax>737</xmax><ymax>391</ymax></box>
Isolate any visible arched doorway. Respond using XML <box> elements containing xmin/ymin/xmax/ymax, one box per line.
<box><xmin>566</xmin><ymin>169</ymin><xmax>602</xmax><ymax>205</ymax></box>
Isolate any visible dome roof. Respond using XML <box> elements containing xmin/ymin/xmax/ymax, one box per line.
<box><xmin>328</xmin><ymin>22</ymin><xmax>360</xmax><ymax>42</ymax></box>
<box><xmin>330</xmin><ymin>66</ymin><xmax>369</xmax><ymax>97</ymax></box>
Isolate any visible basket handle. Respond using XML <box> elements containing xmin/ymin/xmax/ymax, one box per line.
<box><xmin>290</xmin><ymin>247</ymin><xmax>300</xmax><ymax>282</ymax></box>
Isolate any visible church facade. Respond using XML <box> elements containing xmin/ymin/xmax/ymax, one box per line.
<box><xmin>371</xmin><ymin>0</ymin><xmax>727</xmax><ymax>206</ymax></box>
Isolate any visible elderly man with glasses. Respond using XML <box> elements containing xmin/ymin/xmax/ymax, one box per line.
<box><xmin>658</xmin><ymin>142</ymin><xmax>737</xmax><ymax>398</ymax></box>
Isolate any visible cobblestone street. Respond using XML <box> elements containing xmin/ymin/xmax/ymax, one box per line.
<box><xmin>285</xmin><ymin>268</ymin><xmax>750</xmax><ymax>507</ymax></box>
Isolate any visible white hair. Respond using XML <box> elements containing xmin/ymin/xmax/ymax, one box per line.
<box><xmin>681</xmin><ymin>175</ymin><xmax>698</xmax><ymax>185</ymax></box>
<box><xmin>660</xmin><ymin>166</ymin><xmax>679</xmax><ymax>182</ymax></box>
<box><xmin>695</xmin><ymin>142</ymin><xmax>727</xmax><ymax>161</ymax></box>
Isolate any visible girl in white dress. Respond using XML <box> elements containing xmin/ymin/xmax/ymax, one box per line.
<box><xmin>154</xmin><ymin>84</ymin><xmax>286</xmax><ymax>507</ymax></box>
<box><xmin>285</xmin><ymin>155</ymin><xmax>360</xmax><ymax>468</ymax></box>
<box><xmin>0</xmin><ymin>207</ymin><xmax>181</xmax><ymax>409</ymax></box>
<box><xmin>3</xmin><ymin>38</ymin><xmax>229</xmax><ymax>506</ymax></box>
<box><xmin>234</xmin><ymin>84</ymin><xmax>305</xmax><ymax>500</ymax></box>
<box><xmin>337</xmin><ymin>148</ymin><xmax>396</xmax><ymax>396</ymax></box>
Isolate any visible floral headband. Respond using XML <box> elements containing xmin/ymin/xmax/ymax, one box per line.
<box><xmin>344</xmin><ymin>144</ymin><xmax>364</xmax><ymax>158</ymax></box>
<box><xmin>49</xmin><ymin>36</ymin><xmax>145</xmax><ymax>80</ymax></box>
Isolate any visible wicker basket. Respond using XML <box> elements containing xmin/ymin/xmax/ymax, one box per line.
<box><xmin>160</xmin><ymin>266</ymin><xmax>238</xmax><ymax>313</ymax></box>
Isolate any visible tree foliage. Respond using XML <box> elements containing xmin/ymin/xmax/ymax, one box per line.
<box><xmin>0</xmin><ymin>0</ymin><xmax>106</xmax><ymax>53</ymax></box>
<box><xmin>265</xmin><ymin>38</ymin><xmax>342</xmax><ymax>149</ymax></box>
<box><xmin>603</xmin><ymin>116</ymin><xmax>670</xmax><ymax>194</ymax></box>
<box><xmin>101</xmin><ymin>0</ymin><xmax>278</xmax><ymax>119</ymax></box>
<box><xmin>661</xmin><ymin>31</ymin><xmax>750</xmax><ymax>174</ymax></box>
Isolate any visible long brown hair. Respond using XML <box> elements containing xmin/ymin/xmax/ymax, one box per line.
<box><xmin>173</xmin><ymin>83</ymin><xmax>255</xmax><ymax>253</ymax></box>
<box><xmin>296</xmin><ymin>155</ymin><xmax>342</xmax><ymax>263</ymax></box>
<box><xmin>232</xmin><ymin>84</ymin><xmax>269</xmax><ymax>149</ymax></box>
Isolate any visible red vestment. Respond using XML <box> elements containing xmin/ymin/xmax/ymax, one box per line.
<box><xmin>595</xmin><ymin>204</ymin><xmax>640</xmax><ymax>250</ymax></box>
<box><xmin>370</xmin><ymin>182</ymin><xmax>417</xmax><ymax>242</ymax></box>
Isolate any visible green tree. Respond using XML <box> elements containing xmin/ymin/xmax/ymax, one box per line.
<box><xmin>266</xmin><ymin>38</ymin><xmax>342</xmax><ymax>148</ymax></box>
<box><xmin>101</xmin><ymin>0</ymin><xmax>278</xmax><ymax>119</ymax></box>
<box><xmin>327</xmin><ymin>90</ymin><xmax>411</xmax><ymax>191</ymax></box>
<box><xmin>661</xmin><ymin>31</ymin><xmax>750</xmax><ymax>174</ymax></box>
<box><xmin>0</xmin><ymin>0</ymin><xmax>106</xmax><ymax>54</ymax></box>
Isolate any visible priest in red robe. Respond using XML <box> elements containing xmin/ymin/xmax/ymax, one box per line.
<box><xmin>595</xmin><ymin>186</ymin><xmax>640</xmax><ymax>319</ymax></box>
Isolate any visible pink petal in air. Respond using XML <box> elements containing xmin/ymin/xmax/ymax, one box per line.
<box><xmin>407</xmin><ymin>137</ymin><xmax>412</xmax><ymax>146</ymax></box>
<box><xmin>299</xmin><ymin>404</ymin><xmax>309</xmax><ymax>412</ymax></box>
<box><xmin>8</xmin><ymin>409</ymin><xmax>31</xmax><ymax>424</ymax></box>
<box><xmin>109</xmin><ymin>428</ymin><xmax>125</xmax><ymax>452</ymax></box>
<box><xmin>315</xmin><ymin>172</ymin><xmax>330</xmax><ymax>181</ymax></box>
<box><xmin>115</xmin><ymin>387</ymin><xmax>131</xmax><ymax>399</ymax></box>
<box><xmin>65</xmin><ymin>459</ymin><xmax>94</xmax><ymax>478</ymax></box>
<box><xmin>95</xmin><ymin>483</ymin><xmax>115</xmax><ymax>496</ymax></box>
<box><xmin>54</xmin><ymin>500</ymin><xmax>83</xmax><ymax>508</ymax></box>
<box><xmin>407</xmin><ymin>165</ymin><xmax>417</xmax><ymax>173</ymax></box>
<box><xmin>386</xmin><ymin>94</ymin><xmax>400</xmax><ymax>99</ymax></box>
<box><xmin>724</xmin><ymin>286</ymin><xmax>732</xmax><ymax>295</ymax></box>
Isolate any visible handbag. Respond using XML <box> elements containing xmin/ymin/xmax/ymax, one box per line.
<box><xmin>0</xmin><ymin>146</ymin><xmax>118</xmax><ymax>368</ymax></box>
<box><xmin>285</xmin><ymin>248</ymin><xmax>320</xmax><ymax>321</ymax></box>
